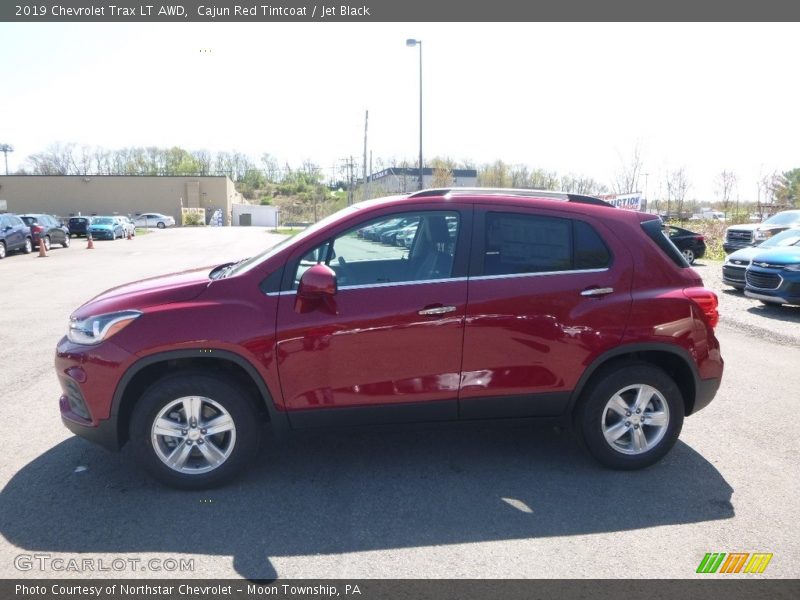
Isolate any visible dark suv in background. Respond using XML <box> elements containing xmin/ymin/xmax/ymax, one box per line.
<box><xmin>20</xmin><ymin>214</ymin><xmax>70</xmax><ymax>250</ymax></box>
<box><xmin>0</xmin><ymin>213</ymin><xmax>33</xmax><ymax>259</ymax></box>
<box><xmin>56</xmin><ymin>188</ymin><xmax>723</xmax><ymax>488</ymax></box>
<box><xmin>68</xmin><ymin>216</ymin><xmax>93</xmax><ymax>238</ymax></box>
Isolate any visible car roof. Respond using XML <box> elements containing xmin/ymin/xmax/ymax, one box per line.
<box><xmin>350</xmin><ymin>188</ymin><xmax>657</xmax><ymax>227</ymax></box>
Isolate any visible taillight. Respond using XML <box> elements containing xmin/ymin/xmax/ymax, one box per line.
<box><xmin>683</xmin><ymin>287</ymin><xmax>719</xmax><ymax>328</ymax></box>
<box><xmin>31</xmin><ymin>225</ymin><xmax>43</xmax><ymax>234</ymax></box>
<box><xmin>695</xmin><ymin>235</ymin><xmax>705</xmax><ymax>242</ymax></box>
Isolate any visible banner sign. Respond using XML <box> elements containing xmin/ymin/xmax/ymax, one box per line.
<box><xmin>599</xmin><ymin>193</ymin><xmax>645</xmax><ymax>211</ymax></box>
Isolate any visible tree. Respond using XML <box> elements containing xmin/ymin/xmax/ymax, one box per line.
<box><xmin>561</xmin><ymin>174</ymin><xmax>608</xmax><ymax>195</ymax></box>
<box><xmin>714</xmin><ymin>170</ymin><xmax>737</xmax><ymax>217</ymax></box>
<box><xmin>666</xmin><ymin>168</ymin><xmax>690</xmax><ymax>218</ymax></box>
<box><xmin>430</xmin><ymin>157</ymin><xmax>454</xmax><ymax>187</ymax></box>
<box><xmin>260</xmin><ymin>153</ymin><xmax>281</xmax><ymax>182</ymax></box>
<box><xmin>477</xmin><ymin>160</ymin><xmax>511</xmax><ymax>187</ymax></box>
<box><xmin>773</xmin><ymin>168</ymin><xmax>800</xmax><ymax>208</ymax></box>
<box><xmin>612</xmin><ymin>144</ymin><xmax>644</xmax><ymax>194</ymax></box>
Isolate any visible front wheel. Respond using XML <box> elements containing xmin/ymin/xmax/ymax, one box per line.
<box><xmin>0</xmin><ymin>242</ymin><xmax>5</xmax><ymax>259</ymax></box>
<box><xmin>23</xmin><ymin>238</ymin><xmax>32</xmax><ymax>254</ymax></box>
<box><xmin>129</xmin><ymin>373</ymin><xmax>261</xmax><ymax>489</ymax></box>
<box><xmin>43</xmin><ymin>235</ymin><xmax>51</xmax><ymax>251</ymax></box>
<box><xmin>62</xmin><ymin>235</ymin><xmax>70</xmax><ymax>248</ymax></box>
<box><xmin>157</xmin><ymin>221</ymin><xmax>166</xmax><ymax>229</ymax></box>
<box><xmin>577</xmin><ymin>363</ymin><xmax>684</xmax><ymax>470</ymax></box>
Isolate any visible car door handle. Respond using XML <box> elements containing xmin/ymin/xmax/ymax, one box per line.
<box><xmin>580</xmin><ymin>287</ymin><xmax>614</xmax><ymax>297</ymax></box>
<box><xmin>418</xmin><ymin>305</ymin><xmax>457</xmax><ymax>316</ymax></box>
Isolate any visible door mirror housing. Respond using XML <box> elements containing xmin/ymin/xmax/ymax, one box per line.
<box><xmin>295</xmin><ymin>264</ymin><xmax>338</xmax><ymax>314</ymax></box>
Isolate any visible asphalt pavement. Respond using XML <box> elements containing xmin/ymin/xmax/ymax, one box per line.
<box><xmin>0</xmin><ymin>231</ymin><xmax>797</xmax><ymax>579</ymax></box>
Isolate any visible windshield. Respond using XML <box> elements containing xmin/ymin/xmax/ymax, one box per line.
<box><xmin>94</xmin><ymin>218</ymin><xmax>114</xmax><ymax>225</ymax></box>
<box><xmin>226</xmin><ymin>204</ymin><xmax>363</xmax><ymax>277</ymax></box>
<box><xmin>761</xmin><ymin>228</ymin><xmax>800</xmax><ymax>247</ymax></box>
<box><xmin>764</xmin><ymin>212</ymin><xmax>800</xmax><ymax>226</ymax></box>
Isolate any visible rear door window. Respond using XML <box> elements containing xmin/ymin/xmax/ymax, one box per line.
<box><xmin>482</xmin><ymin>212</ymin><xmax>611</xmax><ymax>276</ymax></box>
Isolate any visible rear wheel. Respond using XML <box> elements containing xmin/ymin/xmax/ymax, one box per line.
<box><xmin>23</xmin><ymin>238</ymin><xmax>32</xmax><ymax>254</ymax></box>
<box><xmin>43</xmin><ymin>235</ymin><xmax>51</xmax><ymax>251</ymax></box>
<box><xmin>0</xmin><ymin>242</ymin><xmax>5</xmax><ymax>259</ymax></box>
<box><xmin>62</xmin><ymin>235</ymin><xmax>70</xmax><ymax>248</ymax></box>
<box><xmin>682</xmin><ymin>248</ymin><xmax>695</xmax><ymax>264</ymax></box>
<box><xmin>157</xmin><ymin>221</ymin><xmax>166</xmax><ymax>229</ymax></box>
<box><xmin>129</xmin><ymin>372</ymin><xmax>261</xmax><ymax>489</ymax></box>
<box><xmin>577</xmin><ymin>362</ymin><xmax>684</xmax><ymax>470</ymax></box>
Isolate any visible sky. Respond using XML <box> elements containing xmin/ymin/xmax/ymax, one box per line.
<box><xmin>1</xmin><ymin>21</ymin><xmax>798</xmax><ymax>202</ymax></box>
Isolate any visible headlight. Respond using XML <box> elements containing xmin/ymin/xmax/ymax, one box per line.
<box><xmin>755</xmin><ymin>229</ymin><xmax>773</xmax><ymax>241</ymax></box>
<box><xmin>67</xmin><ymin>310</ymin><xmax>142</xmax><ymax>345</ymax></box>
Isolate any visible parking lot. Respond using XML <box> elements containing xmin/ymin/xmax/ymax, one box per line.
<box><xmin>0</xmin><ymin>228</ymin><xmax>798</xmax><ymax>579</ymax></box>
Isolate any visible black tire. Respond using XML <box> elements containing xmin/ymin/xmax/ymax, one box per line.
<box><xmin>129</xmin><ymin>372</ymin><xmax>261</xmax><ymax>489</ymax></box>
<box><xmin>157</xmin><ymin>221</ymin><xmax>166</xmax><ymax>229</ymax></box>
<box><xmin>0</xmin><ymin>241</ymin><xmax>5</xmax><ymax>259</ymax></box>
<box><xmin>43</xmin><ymin>235</ymin><xmax>51</xmax><ymax>251</ymax></box>
<box><xmin>23</xmin><ymin>237</ymin><xmax>32</xmax><ymax>254</ymax></box>
<box><xmin>577</xmin><ymin>362</ymin><xmax>684</xmax><ymax>470</ymax></box>
<box><xmin>111</xmin><ymin>231</ymin><xmax>116</xmax><ymax>241</ymax></box>
<box><xmin>62</xmin><ymin>235</ymin><xmax>70</xmax><ymax>248</ymax></box>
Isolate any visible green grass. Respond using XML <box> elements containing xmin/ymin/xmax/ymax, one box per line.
<box><xmin>272</xmin><ymin>228</ymin><xmax>303</xmax><ymax>237</ymax></box>
<box><xmin>134</xmin><ymin>228</ymin><xmax>150</xmax><ymax>236</ymax></box>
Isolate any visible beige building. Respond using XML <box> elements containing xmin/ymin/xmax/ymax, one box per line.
<box><xmin>0</xmin><ymin>175</ymin><xmax>243</xmax><ymax>225</ymax></box>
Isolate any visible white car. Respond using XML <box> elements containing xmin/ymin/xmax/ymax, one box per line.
<box><xmin>115</xmin><ymin>216</ymin><xmax>136</xmax><ymax>237</ymax></box>
<box><xmin>133</xmin><ymin>213</ymin><xmax>176</xmax><ymax>229</ymax></box>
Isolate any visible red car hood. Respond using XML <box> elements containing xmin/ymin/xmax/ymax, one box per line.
<box><xmin>72</xmin><ymin>267</ymin><xmax>213</xmax><ymax>319</ymax></box>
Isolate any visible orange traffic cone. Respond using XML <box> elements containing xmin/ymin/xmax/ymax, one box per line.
<box><xmin>38</xmin><ymin>237</ymin><xmax>48</xmax><ymax>258</ymax></box>
<box><xmin>86</xmin><ymin>234</ymin><xmax>95</xmax><ymax>250</ymax></box>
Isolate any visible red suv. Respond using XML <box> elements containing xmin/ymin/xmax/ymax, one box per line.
<box><xmin>56</xmin><ymin>189</ymin><xmax>723</xmax><ymax>488</ymax></box>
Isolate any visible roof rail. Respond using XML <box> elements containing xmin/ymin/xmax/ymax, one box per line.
<box><xmin>406</xmin><ymin>187</ymin><xmax>613</xmax><ymax>207</ymax></box>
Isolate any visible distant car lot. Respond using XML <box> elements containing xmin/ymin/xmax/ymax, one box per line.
<box><xmin>0</xmin><ymin>227</ymin><xmax>797</xmax><ymax>579</ymax></box>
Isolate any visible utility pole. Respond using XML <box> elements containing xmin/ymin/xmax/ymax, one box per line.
<box><xmin>363</xmin><ymin>110</ymin><xmax>369</xmax><ymax>201</ymax></box>
<box><xmin>349</xmin><ymin>155</ymin><xmax>355</xmax><ymax>206</ymax></box>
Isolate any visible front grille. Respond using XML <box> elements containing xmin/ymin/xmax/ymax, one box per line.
<box><xmin>722</xmin><ymin>265</ymin><xmax>746</xmax><ymax>283</ymax></box>
<box><xmin>746</xmin><ymin>270</ymin><xmax>782</xmax><ymax>290</ymax></box>
<box><xmin>726</xmin><ymin>230</ymin><xmax>753</xmax><ymax>243</ymax></box>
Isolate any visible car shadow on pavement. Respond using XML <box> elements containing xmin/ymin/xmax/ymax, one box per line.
<box><xmin>746</xmin><ymin>303</ymin><xmax>800</xmax><ymax>323</ymax></box>
<box><xmin>0</xmin><ymin>423</ymin><xmax>734</xmax><ymax>579</ymax></box>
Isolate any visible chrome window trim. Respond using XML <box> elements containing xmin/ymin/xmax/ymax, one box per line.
<box><xmin>470</xmin><ymin>267</ymin><xmax>609</xmax><ymax>282</ymax></box>
<box><xmin>265</xmin><ymin>267</ymin><xmax>609</xmax><ymax>296</ymax></box>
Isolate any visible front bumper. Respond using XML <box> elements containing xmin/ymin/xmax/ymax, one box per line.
<box><xmin>723</xmin><ymin>241</ymin><xmax>754</xmax><ymax>253</ymax></box>
<box><xmin>56</xmin><ymin>336</ymin><xmax>133</xmax><ymax>451</ymax></box>
<box><xmin>88</xmin><ymin>230</ymin><xmax>115</xmax><ymax>239</ymax></box>
<box><xmin>744</xmin><ymin>289</ymin><xmax>800</xmax><ymax>306</ymax></box>
<box><xmin>61</xmin><ymin>405</ymin><xmax>119</xmax><ymax>450</ymax></box>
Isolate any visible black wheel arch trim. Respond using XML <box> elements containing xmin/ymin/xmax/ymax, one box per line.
<box><xmin>110</xmin><ymin>348</ymin><xmax>289</xmax><ymax>435</ymax></box>
<box><xmin>567</xmin><ymin>342</ymin><xmax>703</xmax><ymax>417</ymax></box>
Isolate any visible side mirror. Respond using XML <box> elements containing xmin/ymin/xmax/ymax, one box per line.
<box><xmin>295</xmin><ymin>264</ymin><xmax>338</xmax><ymax>314</ymax></box>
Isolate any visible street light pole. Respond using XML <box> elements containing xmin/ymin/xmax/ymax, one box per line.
<box><xmin>406</xmin><ymin>39</ymin><xmax>423</xmax><ymax>190</ymax></box>
<box><xmin>0</xmin><ymin>144</ymin><xmax>13</xmax><ymax>176</ymax></box>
